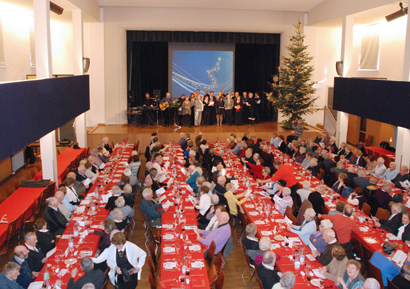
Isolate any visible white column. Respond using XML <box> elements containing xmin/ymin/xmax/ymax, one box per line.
<box><xmin>394</xmin><ymin>14</ymin><xmax>410</xmax><ymax>168</ymax></box>
<box><xmin>34</xmin><ymin>0</ymin><xmax>58</xmax><ymax>185</ymax></box>
<box><xmin>72</xmin><ymin>9</ymin><xmax>87</xmax><ymax>148</ymax></box>
<box><xmin>336</xmin><ymin>15</ymin><xmax>354</xmax><ymax>145</ymax></box>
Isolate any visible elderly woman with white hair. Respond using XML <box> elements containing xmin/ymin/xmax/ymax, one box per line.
<box><xmin>110</xmin><ymin>208</ymin><xmax>127</xmax><ymax>231</ymax></box>
<box><xmin>288</xmin><ymin>208</ymin><xmax>317</xmax><ymax>245</ymax></box>
<box><xmin>107</xmin><ymin>196</ymin><xmax>134</xmax><ymax>222</ymax></box>
<box><xmin>275</xmin><ymin>187</ymin><xmax>293</xmax><ymax>216</ymax></box>
<box><xmin>105</xmin><ymin>186</ymin><xmax>123</xmax><ymax>211</ymax></box>
<box><xmin>272</xmin><ymin>271</ymin><xmax>296</xmax><ymax>289</ymax></box>
<box><xmin>297</xmin><ymin>180</ymin><xmax>311</xmax><ymax>203</ymax></box>
<box><xmin>245</xmin><ymin>236</ymin><xmax>272</xmax><ymax>265</ymax></box>
<box><xmin>152</xmin><ymin>155</ymin><xmax>167</xmax><ymax>179</ymax></box>
<box><xmin>309</xmin><ymin>219</ymin><xmax>334</xmax><ymax>253</ymax></box>
<box><xmin>102</xmin><ymin>137</ymin><xmax>112</xmax><ymax>153</ymax></box>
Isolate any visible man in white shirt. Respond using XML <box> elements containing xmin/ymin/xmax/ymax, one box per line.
<box><xmin>54</xmin><ymin>191</ymin><xmax>73</xmax><ymax>220</ymax></box>
<box><xmin>368</xmin><ymin>157</ymin><xmax>386</xmax><ymax>177</ymax></box>
<box><xmin>379</xmin><ymin>161</ymin><xmax>400</xmax><ymax>180</ymax></box>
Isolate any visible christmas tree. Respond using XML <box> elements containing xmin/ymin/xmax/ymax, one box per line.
<box><xmin>267</xmin><ymin>22</ymin><xmax>318</xmax><ymax>129</ymax></box>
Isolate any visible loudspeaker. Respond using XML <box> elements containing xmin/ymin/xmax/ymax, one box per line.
<box><xmin>50</xmin><ymin>2</ymin><xmax>64</xmax><ymax>15</ymax></box>
<box><xmin>83</xmin><ymin>57</ymin><xmax>90</xmax><ymax>73</ymax></box>
<box><xmin>335</xmin><ymin>61</ymin><xmax>343</xmax><ymax>76</ymax></box>
<box><xmin>153</xmin><ymin>90</ymin><xmax>161</xmax><ymax>99</ymax></box>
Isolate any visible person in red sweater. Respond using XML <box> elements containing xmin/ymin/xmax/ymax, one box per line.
<box><xmin>259</xmin><ymin>167</ymin><xmax>271</xmax><ymax>181</ymax></box>
<box><xmin>319</xmin><ymin>204</ymin><xmax>360</xmax><ymax>257</ymax></box>
<box><xmin>244</xmin><ymin>157</ymin><xmax>264</xmax><ymax>180</ymax></box>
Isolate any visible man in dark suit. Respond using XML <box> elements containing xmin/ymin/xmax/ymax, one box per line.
<box><xmin>44</xmin><ymin>197</ymin><xmax>68</xmax><ymax>236</ymax></box>
<box><xmin>374</xmin><ymin>203</ymin><xmax>403</xmax><ymax>235</ymax></box>
<box><xmin>392</xmin><ymin>165</ymin><xmax>410</xmax><ymax>190</ymax></box>
<box><xmin>399</xmin><ymin>212</ymin><xmax>410</xmax><ymax>242</ymax></box>
<box><xmin>67</xmin><ymin>257</ymin><xmax>107</xmax><ymax>289</ymax></box>
<box><xmin>312</xmin><ymin>229</ymin><xmax>340</xmax><ymax>266</ymax></box>
<box><xmin>10</xmin><ymin>246</ymin><xmax>36</xmax><ymax>289</ymax></box>
<box><xmin>211</xmin><ymin>151</ymin><xmax>226</xmax><ymax>168</ymax></box>
<box><xmin>76</xmin><ymin>165</ymin><xmax>91</xmax><ymax>193</ymax></box>
<box><xmin>277</xmin><ymin>135</ymin><xmax>287</xmax><ymax>154</ymax></box>
<box><xmin>256</xmin><ymin>251</ymin><xmax>280</xmax><ymax>289</ymax></box>
<box><xmin>259</xmin><ymin>145</ymin><xmax>274</xmax><ymax>168</ymax></box>
<box><xmin>24</xmin><ymin>232</ymin><xmax>48</xmax><ymax>273</ymax></box>
<box><xmin>308</xmin><ymin>185</ymin><xmax>326</xmax><ymax>215</ymax></box>
<box><xmin>213</xmin><ymin>176</ymin><xmax>227</xmax><ymax>206</ymax></box>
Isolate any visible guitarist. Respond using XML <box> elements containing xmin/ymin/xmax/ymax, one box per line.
<box><xmin>160</xmin><ymin>92</ymin><xmax>174</xmax><ymax>127</ymax></box>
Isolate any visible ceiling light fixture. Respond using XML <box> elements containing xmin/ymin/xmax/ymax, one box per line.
<box><xmin>385</xmin><ymin>2</ymin><xmax>407</xmax><ymax>22</ymax></box>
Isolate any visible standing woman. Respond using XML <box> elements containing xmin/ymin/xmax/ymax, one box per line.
<box><xmin>107</xmin><ymin>232</ymin><xmax>147</xmax><ymax>289</ymax></box>
<box><xmin>234</xmin><ymin>96</ymin><xmax>243</xmax><ymax>126</ymax></box>
<box><xmin>194</xmin><ymin>94</ymin><xmax>204</xmax><ymax>126</ymax></box>
<box><xmin>247</xmin><ymin>92</ymin><xmax>256</xmax><ymax>125</ymax></box>
<box><xmin>216</xmin><ymin>96</ymin><xmax>225</xmax><ymax>125</ymax></box>
<box><xmin>202</xmin><ymin>94</ymin><xmax>211</xmax><ymax>126</ymax></box>
<box><xmin>190</xmin><ymin>93</ymin><xmax>196</xmax><ymax>127</ymax></box>
<box><xmin>181</xmin><ymin>97</ymin><xmax>192</xmax><ymax>127</ymax></box>
<box><xmin>177</xmin><ymin>94</ymin><xmax>185</xmax><ymax>126</ymax></box>
<box><xmin>224</xmin><ymin>94</ymin><xmax>234</xmax><ymax>126</ymax></box>
<box><xmin>254</xmin><ymin>92</ymin><xmax>262</xmax><ymax>123</ymax></box>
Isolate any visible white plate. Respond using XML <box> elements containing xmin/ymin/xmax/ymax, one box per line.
<box><xmin>274</xmin><ymin>235</ymin><xmax>285</xmax><ymax>241</ymax></box>
<box><xmin>64</xmin><ymin>258</ymin><xmax>78</xmax><ymax>265</ymax></box>
<box><xmin>310</xmin><ymin>279</ymin><xmax>321</xmax><ymax>287</ymax></box>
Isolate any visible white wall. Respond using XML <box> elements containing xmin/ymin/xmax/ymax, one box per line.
<box><xmin>100</xmin><ymin>6</ymin><xmax>306</xmax><ymax>125</ymax></box>
<box><xmin>84</xmin><ymin>22</ymin><xmax>105</xmax><ymax>127</ymax></box>
<box><xmin>0</xmin><ymin>2</ymin><xmax>74</xmax><ymax>82</ymax></box>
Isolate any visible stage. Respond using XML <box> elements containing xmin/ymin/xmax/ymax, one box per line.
<box><xmin>87</xmin><ymin>122</ymin><xmax>324</xmax><ymax>152</ymax></box>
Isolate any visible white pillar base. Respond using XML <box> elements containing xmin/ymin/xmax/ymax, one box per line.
<box><xmin>40</xmin><ymin>131</ymin><xmax>58</xmax><ymax>185</ymax></box>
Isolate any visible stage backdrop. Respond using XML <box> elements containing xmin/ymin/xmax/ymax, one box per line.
<box><xmin>127</xmin><ymin>31</ymin><xmax>280</xmax><ymax>120</ymax></box>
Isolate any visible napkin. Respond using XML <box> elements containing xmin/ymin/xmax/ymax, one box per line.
<box><xmin>325</xmin><ymin>202</ymin><xmax>336</xmax><ymax>208</ymax></box>
<box><xmin>163</xmin><ymin>234</ymin><xmax>175</xmax><ymax>240</ymax></box>
<box><xmin>189</xmin><ymin>245</ymin><xmax>201</xmax><ymax>251</ymax></box>
<box><xmin>261</xmin><ymin>231</ymin><xmax>272</xmax><ymax>236</ymax></box>
<box><xmin>244</xmin><ymin>204</ymin><xmax>255</xmax><ymax>208</ymax></box>
<box><xmin>80</xmin><ymin>200</ymin><xmax>91</xmax><ymax>205</ymax></box>
<box><xmin>364</xmin><ymin>237</ymin><xmax>378</xmax><ymax>244</ymax></box>
<box><xmin>249</xmin><ymin>211</ymin><xmax>259</xmax><ymax>216</ymax></box>
<box><xmin>306</xmin><ymin>254</ymin><xmax>316</xmax><ymax>261</ymax></box>
<box><xmin>28</xmin><ymin>282</ymin><xmax>44</xmax><ymax>289</ymax></box>
<box><xmin>191</xmin><ymin>261</ymin><xmax>205</xmax><ymax>268</ymax></box>
<box><xmin>75</xmin><ymin>206</ymin><xmax>86</xmax><ymax>213</ymax></box>
<box><xmin>156</xmin><ymin>187</ymin><xmax>166</xmax><ymax>195</ymax></box>
<box><xmin>254</xmin><ymin>220</ymin><xmax>265</xmax><ymax>225</ymax></box>
<box><xmin>386</xmin><ymin>233</ymin><xmax>399</xmax><ymax>241</ymax></box>
<box><xmin>162</xmin><ymin>224</ymin><xmax>174</xmax><ymax>230</ymax></box>
<box><xmin>359</xmin><ymin>227</ymin><xmax>369</xmax><ymax>232</ymax></box>
<box><xmin>312</xmin><ymin>269</ymin><xmax>326</xmax><ymax>278</ymax></box>
<box><xmin>392</xmin><ymin>250</ymin><xmax>407</xmax><ymax>266</ymax></box>
<box><xmin>163</xmin><ymin>246</ymin><xmax>176</xmax><ymax>253</ymax></box>
<box><xmin>163</xmin><ymin>262</ymin><xmax>177</xmax><ymax>269</ymax></box>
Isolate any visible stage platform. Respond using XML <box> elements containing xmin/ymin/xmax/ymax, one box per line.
<box><xmin>87</xmin><ymin>122</ymin><xmax>324</xmax><ymax>152</ymax></box>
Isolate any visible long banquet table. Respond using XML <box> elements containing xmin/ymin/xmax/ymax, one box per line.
<box><xmin>34</xmin><ymin>143</ymin><xmax>134</xmax><ymax>288</ymax></box>
<box><xmin>0</xmin><ymin>186</ymin><xmax>47</xmax><ymax>244</ymax></box>
<box><xmin>157</xmin><ymin>144</ymin><xmax>210</xmax><ymax>289</ymax></box>
<box><xmin>34</xmin><ymin>148</ymin><xmax>86</xmax><ymax>184</ymax></box>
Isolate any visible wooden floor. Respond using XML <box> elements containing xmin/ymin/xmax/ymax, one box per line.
<box><xmin>88</xmin><ymin>122</ymin><xmax>323</xmax><ymax>154</ymax></box>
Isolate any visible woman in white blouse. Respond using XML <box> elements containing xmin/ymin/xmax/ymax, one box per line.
<box><xmin>195</xmin><ymin>186</ymin><xmax>211</xmax><ymax>216</ymax></box>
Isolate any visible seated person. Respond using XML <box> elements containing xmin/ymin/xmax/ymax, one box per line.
<box><xmin>186</xmin><ymin>165</ymin><xmax>200</xmax><ymax>191</ymax></box>
<box><xmin>398</xmin><ymin>211</ymin><xmax>410</xmax><ymax>243</ymax></box>
<box><xmin>0</xmin><ymin>262</ymin><xmax>26</xmax><ymax>289</ymax></box>
<box><xmin>197</xmin><ymin>195</ymin><xmax>220</xmax><ymax>229</ymax></box>
<box><xmin>10</xmin><ymin>246</ymin><xmax>36</xmax><ymax>288</ymax></box>
<box><xmin>245</xmin><ymin>237</ymin><xmax>271</xmax><ymax>265</ymax></box>
<box><xmin>84</xmin><ymin>162</ymin><xmax>99</xmax><ymax>181</ymax></box>
<box><xmin>373</xmin><ymin>203</ymin><xmax>403</xmax><ymax>235</ymax></box>
<box><xmin>275</xmin><ymin>187</ymin><xmax>293</xmax><ymax>216</ymax></box>
<box><xmin>272</xmin><ymin>272</ymin><xmax>295</xmax><ymax>289</ymax></box>
<box><xmin>311</xmin><ymin>229</ymin><xmax>339</xmax><ymax>266</ymax></box>
<box><xmin>67</xmin><ymin>257</ymin><xmax>107</xmax><ymax>289</ymax></box>
<box><xmin>374</xmin><ymin>183</ymin><xmax>393</xmax><ymax>210</ymax></box>
<box><xmin>336</xmin><ymin>260</ymin><xmax>365</xmax><ymax>289</ymax></box>
<box><xmin>309</xmin><ymin>219</ymin><xmax>334</xmax><ymax>253</ymax></box>
<box><xmin>297</xmin><ymin>181</ymin><xmax>312</xmax><ymax>204</ymax></box>
<box><xmin>392</xmin><ymin>165</ymin><xmax>410</xmax><ymax>190</ymax></box>
<box><xmin>128</xmin><ymin>154</ymin><xmax>141</xmax><ymax>177</ymax></box>
<box><xmin>392</xmin><ymin>263</ymin><xmax>410</xmax><ymax>289</ymax></box>
<box><xmin>34</xmin><ymin>218</ymin><xmax>55</xmax><ymax>254</ymax></box>
<box><xmin>105</xmin><ymin>186</ymin><xmax>122</xmax><ymax>211</ymax></box>
<box><xmin>195</xmin><ymin>186</ymin><xmax>211</xmax><ymax>216</ymax></box>
<box><xmin>213</xmin><ymin>176</ymin><xmax>228</xmax><ymax>205</ymax></box>
<box><xmin>256</xmin><ymin>251</ymin><xmax>280</xmax><ymax>289</ymax></box>
<box><xmin>107</xmin><ymin>196</ymin><xmax>134</xmax><ymax>222</ymax></box>
<box><xmin>93</xmin><ymin>220</ymin><xmax>117</xmax><ymax>253</ymax></box>
<box><xmin>76</xmin><ymin>165</ymin><xmax>92</xmax><ymax>193</ymax></box>
<box><xmin>24</xmin><ymin>232</ymin><xmax>48</xmax><ymax>273</ymax></box>
<box><xmin>379</xmin><ymin>161</ymin><xmax>399</xmax><ymax>181</ymax></box>
<box><xmin>54</xmin><ymin>190</ymin><xmax>73</xmax><ymax>221</ymax></box>
<box><xmin>369</xmin><ymin>242</ymin><xmax>401</xmax><ymax>287</ymax></box>
<box><xmin>259</xmin><ymin>167</ymin><xmax>271</xmax><ymax>181</ymax></box>
<box><xmin>224</xmin><ymin>183</ymin><xmax>247</xmax><ymax>216</ymax></box>
<box><xmin>288</xmin><ymin>208</ymin><xmax>316</xmax><ymax>245</ymax></box>
<box><xmin>197</xmin><ymin>212</ymin><xmax>231</xmax><ymax>255</ymax></box>
<box><xmin>65</xmin><ymin>177</ymin><xmax>83</xmax><ymax>205</ymax></box>
<box><xmin>140</xmin><ymin>188</ymin><xmax>167</xmax><ymax>227</ymax></box>
<box><xmin>318</xmin><ymin>245</ymin><xmax>348</xmax><ymax>282</ymax></box>
<box><xmin>329</xmin><ymin>201</ymin><xmax>346</xmax><ymax>216</ymax></box>
<box><xmin>353</xmin><ymin>170</ymin><xmax>370</xmax><ymax>190</ymax></box>
<box><xmin>110</xmin><ymin>208</ymin><xmax>127</xmax><ymax>231</ymax></box>
<box><xmin>123</xmin><ymin>168</ymin><xmax>138</xmax><ymax>186</ymax></box>
<box><xmin>44</xmin><ymin>197</ymin><xmax>68</xmax><ymax>236</ymax></box>
<box><xmin>368</xmin><ymin>157</ymin><xmax>386</xmax><ymax>177</ymax></box>
<box><xmin>347</xmin><ymin>187</ymin><xmax>366</xmax><ymax>210</ymax></box>
<box><xmin>117</xmin><ymin>175</ymin><xmax>130</xmax><ymax>190</ymax></box>
<box><xmin>243</xmin><ymin>223</ymin><xmax>259</xmax><ymax>251</ymax></box>
<box><xmin>122</xmin><ymin>184</ymin><xmax>135</xmax><ymax>207</ymax></box>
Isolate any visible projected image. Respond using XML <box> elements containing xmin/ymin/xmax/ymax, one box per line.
<box><xmin>172</xmin><ymin>50</ymin><xmax>233</xmax><ymax>97</ymax></box>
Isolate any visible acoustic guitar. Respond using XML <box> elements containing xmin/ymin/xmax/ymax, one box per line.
<box><xmin>159</xmin><ymin>102</ymin><xmax>170</xmax><ymax>111</ymax></box>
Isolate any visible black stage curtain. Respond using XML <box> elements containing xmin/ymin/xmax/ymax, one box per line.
<box><xmin>127</xmin><ymin>31</ymin><xmax>280</xmax><ymax>121</ymax></box>
<box><xmin>235</xmin><ymin>43</ymin><xmax>279</xmax><ymax>121</ymax></box>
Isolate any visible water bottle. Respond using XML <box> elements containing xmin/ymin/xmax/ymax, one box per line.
<box><xmin>300</xmin><ymin>246</ymin><xmax>305</xmax><ymax>265</ymax></box>
<box><xmin>73</xmin><ymin>226</ymin><xmax>79</xmax><ymax>238</ymax></box>
<box><xmin>244</xmin><ymin>165</ymin><xmax>247</xmax><ymax>174</ymax></box>
<box><xmin>43</xmin><ymin>269</ymin><xmax>50</xmax><ymax>286</ymax></box>
<box><xmin>91</xmin><ymin>201</ymin><xmax>96</xmax><ymax>211</ymax></box>
<box><xmin>68</xmin><ymin>233</ymin><xmax>74</xmax><ymax>249</ymax></box>
<box><xmin>95</xmin><ymin>189</ymin><xmax>99</xmax><ymax>200</ymax></box>
<box><xmin>294</xmin><ymin>251</ymin><xmax>300</xmax><ymax>270</ymax></box>
<box><xmin>182</xmin><ymin>256</ymin><xmax>187</xmax><ymax>274</ymax></box>
<box><xmin>329</xmin><ymin>189</ymin><xmax>333</xmax><ymax>199</ymax></box>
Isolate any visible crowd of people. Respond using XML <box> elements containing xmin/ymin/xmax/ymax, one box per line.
<box><xmin>157</xmin><ymin>89</ymin><xmax>266</xmax><ymax>127</ymax></box>
<box><xmin>3</xmin><ymin>130</ymin><xmax>410</xmax><ymax>289</ymax></box>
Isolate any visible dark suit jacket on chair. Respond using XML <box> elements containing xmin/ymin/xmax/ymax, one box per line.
<box><xmin>44</xmin><ymin>207</ymin><xmax>67</xmax><ymax>236</ymax></box>
<box><xmin>67</xmin><ymin>269</ymin><xmax>107</xmax><ymax>289</ymax></box>
<box><xmin>316</xmin><ymin>242</ymin><xmax>340</xmax><ymax>266</ymax></box>
<box><xmin>380</xmin><ymin>213</ymin><xmax>403</xmax><ymax>236</ymax></box>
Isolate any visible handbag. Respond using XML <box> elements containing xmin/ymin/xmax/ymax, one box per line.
<box><xmin>121</xmin><ymin>268</ymin><xmax>131</xmax><ymax>283</ymax></box>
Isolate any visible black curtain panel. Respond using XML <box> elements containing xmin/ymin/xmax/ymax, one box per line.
<box><xmin>235</xmin><ymin>43</ymin><xmax>280</xmax><ymax>121</ymax></box>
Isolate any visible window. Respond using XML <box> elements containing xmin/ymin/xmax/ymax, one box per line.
<box><xmin>359</xmin><ymin>23</ymin><xmax>380</xmax><ymax>70</ymax></box>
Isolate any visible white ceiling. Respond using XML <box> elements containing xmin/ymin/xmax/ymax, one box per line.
<box><xmin>96</xmin><ymin>0</ymin><xmax>326</xmax><ymax>12</ymax></box>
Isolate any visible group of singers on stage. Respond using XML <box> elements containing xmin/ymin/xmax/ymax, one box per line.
<box><xmin>143</xmin><ymin>90</ymin><xmax>263</xmax><ymax>127</ymax></box>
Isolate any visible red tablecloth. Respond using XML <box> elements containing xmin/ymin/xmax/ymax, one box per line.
<box><xmin>35</xmin><ymin>144</ymin><xmax>134</xmax><ymax>288</ymax></box>
<box><xmin>0</xmin><ymin>187</ymin><xmax>46</xmax><ymax>244</ymax></box>
<box><xmin>34</xmin><ymin>148</ymin><xmax>86</xmax><ymax>184</ymax></box>
<box><xmin>158</xmin><ymin>145</ymin><xmax>210</xmax><ymax>289</ymax></box>
<box><xmin>366</xmin><ymin>147</ymin><xmax>395</xmax><ymax>162</ymax></box>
